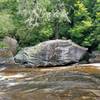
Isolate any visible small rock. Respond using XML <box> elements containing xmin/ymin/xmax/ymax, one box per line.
<box><xmin>89</xmin><ymin>51</ymin><xmax>100</xmax><ymax>63</ymax></box>
<box><xmin>0</xmin><ymin>48</ymin><xmax>15</xmax><ymax>64</ymax></box>
<box><xmin>3</xmin><ymin>36</ymin><xmax>18</xmax><ymax>55</ymax></box>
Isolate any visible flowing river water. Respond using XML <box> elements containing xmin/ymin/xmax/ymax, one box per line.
<box><xmin>0</xmin><ymin>64</ymin><xmax>100</xmax><ymax>100</ymax></box>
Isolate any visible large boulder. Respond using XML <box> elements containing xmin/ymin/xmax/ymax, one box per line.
<box><xmin>0</xmin><ymin>49</ymin><xmax>15</xmax><ymax>64</ymax></box>
<box><xmin>15</xmin><ymin>40</ymin><xmax>88</xmax><ymax>67</ymax></box>
<box><xmin>3</xmin><ymin>36</ymin><xmax>18</xmax><ymax>55</ymax></box>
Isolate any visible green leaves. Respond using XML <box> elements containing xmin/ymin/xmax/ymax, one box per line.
<box><xmin>0</xmin><ymin>41</ymin><xmax>8</xmax><ymax>48</ymax></box>
<box><xmin>0</xmin><ymin>0</ymin><xmax>99</xmax><ymax>51</ymax></box>
<box><xmin>0</xmin><ymin>12</ymin><xmax>15</xmax><ymax>37</ymax></box>
<box><xmin>18</xmin><ymin>0</ymin><xmax>70</xmax><ymax>28</ymax></box>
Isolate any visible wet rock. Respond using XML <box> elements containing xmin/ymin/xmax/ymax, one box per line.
<box><xmin>89</xmin><ymin>51</ymin><xmax>100</xmax><ymax>63</ymax></box>
<box><xmin>0</xmin><ymin>49</ymin><xmax>15</xmax><ymax>64</ymax></box>
<box><xmin>15</xmin><ymin>39</ymin><xmax>87</xmax><ymax>67</ymax></box>
<box><xmin>3</xmin><ymin>36</ymin><xmax>18</xmax><ymax>55</ymax></box>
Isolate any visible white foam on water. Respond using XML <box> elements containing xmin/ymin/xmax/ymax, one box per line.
<box><xmin>89</xmin><ymin>63</ymin><xmax>100</xmax><ymax>69</ymax></box>
<box><xmin>7</xmin><ymin>82</ymin><xmax>20</xmax><ymax>87</ymax></box>
<box><xmin>4</xmin><ymin>73</ymin><xmax>25</xmax><ymax>78</ymax></box>
<box><xmin>0</xmin><ymin>73</ymin><xmax>26</xmax><ymax>81</ymax></box>
<box><xmin>0</xmin><ymin>67</ymin><xmax>6</xmax><ymax>71</ymax></box>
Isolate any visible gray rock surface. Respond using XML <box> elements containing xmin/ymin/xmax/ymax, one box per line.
<box><xmin>0</xmin><ymin>49</ymin><xmax>15</xmax><ymax>64</ymax></box>
<box><xmin>15</xmin><ymin>40</ymin><xmax>87</xmax><ymax>67</ymax></box>
<box><xmin>3</xmin><ymin>36</ymin><xmax>18</xmax><ymax>55</ymax></box>
<box><xmin>89</xmin><ymin>51</ymin><xmax>100</xmax><ymax>63</ymax></box>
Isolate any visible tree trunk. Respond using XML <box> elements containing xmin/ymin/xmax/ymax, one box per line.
<box><xmin>53</xmin><ymin>19</ymin><xmax>59</xmax><ymax>39</ymax></box>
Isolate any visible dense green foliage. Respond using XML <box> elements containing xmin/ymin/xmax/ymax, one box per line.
<box><xmin>0</xmin><ymin>42</ymin><xmax>8</xmax><ymax>48</ymax></box>
<box><xmin>0</xmin><ymin>0</ymin><xmax>100</xmax><ymax>51</ymax></box>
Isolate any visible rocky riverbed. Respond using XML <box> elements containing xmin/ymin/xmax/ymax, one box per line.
<box><xmin>0</xmin><ymin>64</ymin><xmax>100</xmax><ymax>100</ymax></box>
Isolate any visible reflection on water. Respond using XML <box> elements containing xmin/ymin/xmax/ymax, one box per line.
<box><xmin>0</xmin><ymin>64</ymin><xmax>100</xmax><ymax>100</ymax></box>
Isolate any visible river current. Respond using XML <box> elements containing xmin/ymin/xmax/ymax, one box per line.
<box><xmin>0</xmin><ymin>64</ymin><xmax>100</xmax><ymax>100</ymax></box>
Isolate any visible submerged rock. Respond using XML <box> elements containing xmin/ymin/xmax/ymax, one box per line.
<box><xmin>0</xmin><ymin>49</ymin><xmax>15</xmax><ymax>64</ymax></box>
<box><xmin>15</xmin><ymin>40</ymin><xmax>87</xmax><ymax>67</ymax></box>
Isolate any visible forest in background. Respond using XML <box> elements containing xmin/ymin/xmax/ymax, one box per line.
<box><xmin>0</xmin><ymin>0</ymin><xmax>100</xmax><ymax>52</ymax></box>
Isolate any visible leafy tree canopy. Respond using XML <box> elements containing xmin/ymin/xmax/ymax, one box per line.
<box><xmin>0</xmin><ymin>0</ymin><xmax>99</xmax><ymax>51</ymax></box>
